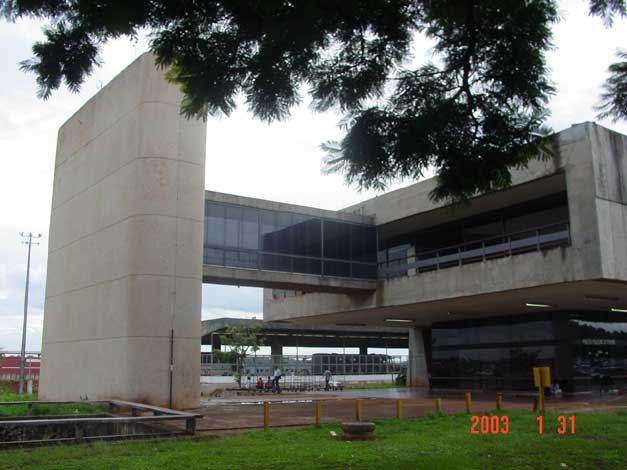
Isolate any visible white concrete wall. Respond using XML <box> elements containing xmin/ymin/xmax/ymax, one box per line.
<box><xmin>39</xmin><ymin>53</ymin><xmax>206</xmax><ymax>408</ymax></box>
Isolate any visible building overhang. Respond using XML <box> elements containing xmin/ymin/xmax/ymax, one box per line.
<box><xmin>271</xmin><ymin>279</ymin><xmax>627</xmax><ymax>327</ymax></box>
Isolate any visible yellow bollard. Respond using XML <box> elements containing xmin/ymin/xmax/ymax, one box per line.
<box><xmin>465</xmin><ymin>392</ymin><xmax>472</xmax><ymax>413</ymax></box>
<box><xmin>496</xmin><ymin>393</ymin><xmax>503</xmax><ymax>410</ymax></box>
<box><xmin>396</xmin><ymin>399</ymin><xmax>403</xmax><ymax>419</ymax></box>
<box><xmin>435</xmin><ymin>398</ymin><xmax>442</xmax><ymax>413</ymax></box>
<box><xmin>355</xmin><ymin>399</ymin><xmax>363</xmax><ymax>422</ymax></box>
<box><xmin>263</xmin><ymin>401</ymin><xmax>269</xmax><ymax>430</ymax></box>
<box><xmin>315</xmin><ymin>401</ymin><xmax>321</xmax><ymax>426</ymax></box>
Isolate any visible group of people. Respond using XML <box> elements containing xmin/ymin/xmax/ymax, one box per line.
<box><xmin>243</xmin><ymin>367</ymin><xmax>283</xmax><ymax>393</ymax></box>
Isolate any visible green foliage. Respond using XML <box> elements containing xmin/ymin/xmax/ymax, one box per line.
<box><xmin>220</xmin><ymin>325</ymin><xmax>263</xmax><ymax>358</ymax></box>
<box><xmin>0</xmin><ymin>387</ymin><xmax>106</xmax><ymax>417</ymax></box>
<box><xmin>2</xmin><ymin>410</ymin><xmax>627</xmax><ymax>469</ymax></box>
<box><xmin>220</xmin><ymin>325</ymin><xmax>263</xmax><ymax>385</ymax></box>
<box><xmin>1</xmin><ymin>1</ymin><xmax>626</xmax><ymax>201</ymax></box>
<box><xmin>589</xmin><ymin>1</ymin><xmax>627</xmax><ymax>121</ymax></box>
<box><xmin>598</xmin><ymin>50</ymin><xmax>627</xmax><ymax>121</ymax></box>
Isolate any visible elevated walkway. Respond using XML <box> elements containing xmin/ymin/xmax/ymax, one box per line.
<box><xmin>203</xmin><ymin>191</ymin><xmax>378</xmax><ymax>293</ymax></box>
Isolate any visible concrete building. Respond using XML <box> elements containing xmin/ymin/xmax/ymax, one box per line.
<box><xmin>201</xmin><ymin>317</ymin><xmax>408</xmax><ymax>354</ymax></box>
<box><xmin>40</xmin><ymin>53</ymin><xmax>627</xmax><ymax>408</ymax></box>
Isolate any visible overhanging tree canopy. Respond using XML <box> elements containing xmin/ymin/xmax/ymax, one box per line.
<box><xmin>1</xmin><ymin>0</ymin><xmax>625</xmax><ymax>201</ymax></box>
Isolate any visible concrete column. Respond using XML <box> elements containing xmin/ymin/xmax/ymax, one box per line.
<box><xmin>271</xmin><ymin>342</ymin><xmax>282</xmax><ymax>369</ymax></box>
<box><xmin>211</xmin><ymin>335</ymin><xmax>222</xmax><ymax>352</ymax></box>
<box><xmin>359</xmin><ymin>346</ymin><xmax>368</xmax><ymax>356</ymax></box>
<box><xmin>407</xmin><ymin>327</ymin><xmax>429</xmax><ymax>387</ymax></box>
<box><xmin>39</xmin><ymin>53</ymin><xmax>206</xmax><ymax>408</ymax></box>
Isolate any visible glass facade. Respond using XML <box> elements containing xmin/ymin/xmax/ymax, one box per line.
<box><xmin>379</xmin><ymin>192</ymin><xmax>570</xmax><ymax>277</ymax></box>
<box><xmin>203</xmin><ymin>201</ymin><xmax>377</xmax><ymax>279</ymax></box>
<box><xmin>430</xmin><ymin>311</ymin><xmax>627</xmax><ymax>393</ymax></box>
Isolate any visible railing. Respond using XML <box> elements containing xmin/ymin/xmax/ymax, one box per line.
<box><xmin>203</xmin><ymin>246</ymin><xmax>378</xmax><ymax>280</ymax></box>
<box><xmin>379</xmin><ymin>222</ymin><xmax>571</xmax><ymax>278</ymax></box>
<box><xmin>200</xmin><ymin>354</ymin><xmax>407</xmax><ymax>377</ymax></box>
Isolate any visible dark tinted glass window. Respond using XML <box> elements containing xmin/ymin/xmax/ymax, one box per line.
<box><xmin>351</xmin><ymin>263</ymin><xmax>377</xmax><ymax>279</ymax></box>
<box><xmin>261</xmin><ymin>253</ymin><xmax>291</xmax><ymax>272</ymax></box>
<box><xmin>351</xmin><ymin>225</ymin><xmax>377</xmax><ymax>262</ymax></box>
<box><xmin>323</xmin><ymin>260</ymin><xmax>351</xmax><ymax>277</ymax></box>
<box><xmin>292</xmin><ymin>215</ymin><xmax>321</xmax><ymax>257</ymax></box>
<box><xmin>205</xmin><ymin>203</ymin><xmax>225</xmax><ymax>246</ymax></box>
<box><xmin>225</xmin><ymin>206</ymin><xmax>241</xmax><ymax>248</ymax></box>
<box><xmin>293</xmin><ymin>257</ymin><xmax>322</xmax><ymax>275</ymax></box>
<box><xmin>324</xmin><ymin>221</ymin><xmax>351</xmax><ymax>260</ymax></box>
<box><xmin>204</xmin><ymin>247</ymin><xmax>224</xmax><ymax>265</ymax></box>
<box><xmin>241</xmin><ymin>207</ymin><xmax>259</xmax><ymax>250</ymax></box>
<box><xmin>204</xmin><ymin>201</ymin><xmax>376</xmax><ymax>278</ymax></box>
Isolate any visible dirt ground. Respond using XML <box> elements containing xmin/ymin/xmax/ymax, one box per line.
<box><xmin>188</xmin><ymin>389</ymin><xmax>627</xmax><ymax>432</ymax></box>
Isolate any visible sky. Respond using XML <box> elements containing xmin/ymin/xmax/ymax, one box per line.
<box><xmin>1</xmin><ymin>0</ymin><xmax>627</xmax><ymax>353</ymax></box>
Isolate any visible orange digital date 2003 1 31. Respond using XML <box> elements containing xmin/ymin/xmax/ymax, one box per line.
<box><xmin>470</xmin><ymin>415</ymin><xmax>576</xmax><ymax>434</ymax></box>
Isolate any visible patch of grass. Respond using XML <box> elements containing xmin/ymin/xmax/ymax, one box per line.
<box><xmin>0</xmin><ymin>388</ymin><xmax>106</xmax><ymax>417</ymax></box>
<box><xmin>344</xmin><ymin>383</ymin><xmax>403</xmax><ymax>390</ymax></box>
<box><xmin>2</xmin><ymin>409</ymin><xmax>626</xmax><ymax>469</ymax></box>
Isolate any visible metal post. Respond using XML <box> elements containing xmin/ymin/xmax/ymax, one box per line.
<box><xmin>465</xmin><ymin>392</ymin><xmax>472</xmax><ymax>413</ymax></box>
<box><xmin>169</xmin><ymin>329</ymin><xmax>174</xmax><ymax>409</ymax></box>
<box><xmin>435</xmin><ymin>398</ymin><xmax>442</xmax><ymax>413</ymax></box>
<box><xmin>18</xmin><ymin>232</ymin><xmax>41</xmax><ymax>394</ymax></box>
<box><xmin>263</xmin><ymin>401</ymin><xmax>270</xmax><ymax>430</ymax></box>
<box><xmin>496</xmin><ymin>393</ymin><xmax>503</xmax><ymax>410</ymax></box>
<box><xmin>396</xmin><ymin>399</ymin><xmax>403</xmax><ymax>419</ymax></box>
<box><xmin>315</xmin><ymin>401</ymin><xmax>321</xmax><ymax>426</ymax></box>
<box><xmin>355</xmin><ymin>399</ymin><xmax>363</xmax><ymax>422</ymax></box>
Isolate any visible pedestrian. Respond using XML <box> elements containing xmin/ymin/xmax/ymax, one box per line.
<box><xmin>323</xmin><ymin>369</ymin><xmax>332</xmax><ymax>390</ymax></box>
<box><xmin>272</xmin><ymin>367</ymin><xmax>282</xmax><ymax>393</ymax></box>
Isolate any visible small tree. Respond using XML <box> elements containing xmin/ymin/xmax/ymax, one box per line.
<box><xmin>220</xmin><ymin>326</ymin><xmax>263</xmax><ymax>387</ymax></box>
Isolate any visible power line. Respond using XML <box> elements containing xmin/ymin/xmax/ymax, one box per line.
<box><xmin>19</xmin><ymin>232</ymin><xmax>42</xmax><ymax>394</ymax></box>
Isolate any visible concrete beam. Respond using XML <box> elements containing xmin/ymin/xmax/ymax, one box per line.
<box><xmin>203</xmin><ymin>264</ymin><xmax>377</xmax><ymax>293</ymax></box>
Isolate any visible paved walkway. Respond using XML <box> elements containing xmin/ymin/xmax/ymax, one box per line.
<box><xmin>189</xmin><ymin>389</ymin><xmax>627</xmax><ymax>432</ymax></box>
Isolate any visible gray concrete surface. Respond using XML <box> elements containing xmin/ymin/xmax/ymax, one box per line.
<box><xmin>263</xmin><ymin>123</ymin><xmax>627</xmax><ymax>325</ymax></box>
<box><xmin>39</xmin><ymin>53</ymin><xmax>206</xmax><ymax>408</ymax></box>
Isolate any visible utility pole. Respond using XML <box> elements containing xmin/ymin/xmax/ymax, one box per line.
<box><xmin>19</xmin><ymin>232</ymin><xmax>42</xmax><ymax>394</ymax></box>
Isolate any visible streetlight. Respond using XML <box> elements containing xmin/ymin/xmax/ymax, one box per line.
<box><xmin>19</xmin><ymin>232</ymin><xmax>42</xmax><ymax>394</ymax></box>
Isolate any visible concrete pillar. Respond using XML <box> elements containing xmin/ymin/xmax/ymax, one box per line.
<box><xmin>407</xmin><ymin>327</ymin><xmax>429</xmax><ymax>387</ymax></box>
<box><xmin>271</xmin><ymin>342</ymin><xmax>282</xmax><ymax>369</ymax></box>
<box><xmin>211</xmin><ymin>335</ymin><xmax>222</xmax><ymax>352</ymax></box>
<box><xmin>39</xmin><ymin>53</ymin><xmax>206</xmax><ymax>408</ymax></box>
<box><xmin>359</xmin><ymin>346</ymin><xmax>368</xmax><ymax>356</ymax></box>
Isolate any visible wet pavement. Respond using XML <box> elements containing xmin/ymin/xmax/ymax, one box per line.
<box><xmin>189</xmin><ymin>389</ymin><xmax>627</xmax><ymax>432</ymax></box>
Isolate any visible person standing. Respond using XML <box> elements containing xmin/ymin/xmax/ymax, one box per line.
<box><xmin>272</xmin><ymin>367</ymin><xmax>282</xmax><ymax>393</ymax></box>
<box><xmin>323</xmin><ymin>369</ymin><xmax>332</xmax><ymax>390</ymax></box>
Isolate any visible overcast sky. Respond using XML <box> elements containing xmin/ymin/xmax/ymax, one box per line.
<box><xmin>1</xmin><ymin>0</ymin><xmax>627</xmax><ymax>352</ymax></box>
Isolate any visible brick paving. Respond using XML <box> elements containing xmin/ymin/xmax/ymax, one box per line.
<box><xmin>188</xmin><ymin>390</ymin><xmax>627</xmax><ymax>432</ymax></box>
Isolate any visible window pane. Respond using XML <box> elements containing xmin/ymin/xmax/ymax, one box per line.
<box><xmin>205</xmin><ymin>203</ymin><xmax>225</xmax><ymax>246</ymax></box>
<box><xmin>292</xmin><ymin>215</ymin><xmax>321</xmax><ymax>257</ymax></box>
<box><xmin>323</xmin><ymin>220</ymin><xmax>351</xmax><ymax>260</ymax></box>
<box><xmin>204</xmin><ymin>247</ymin><xmax>225</xmax><ymax>265</ymax></box>
<box><xmin>293</xmin><ymin>257</ymin><xmax>322</xmax><ymax>275</ymax></box>
<box><xmin>241</xmin><ymin>207</ymin><xmax>259</xmax><ymax>250</ymax></box>
<box><xmin>351</xmin><ymin>263</ymin><xmax>377</xmax><ymax>279</ymax></box>
<box><xmin>261</xmin><ymin>253</ymin><xmax>291</xmax><ymax>272</ymax></box>
<box><xmin>225</xmin><ymin>206</ymin><xmax>241</xmax><ymax>248</ymax></box>
<box><xmin>275</xmin><ymin>212</ymin><xmax>293</xmax><ymax>254</ymax></box>
<box><xmin>323</xmin><ymin>260</ymin><xmax>351</xmax><ymax>277</ymax></box>
<box><xmin>351</xmin><ymin>225</ymin><xmax>377</xmax><ymax>262</ymax></box>
<box><xmin>260</xmin><ymin>210</ymin><xmax>276</xmax><ymax>252</ymax></box>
